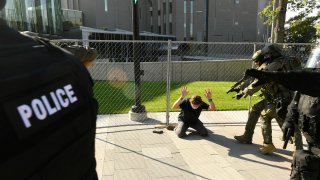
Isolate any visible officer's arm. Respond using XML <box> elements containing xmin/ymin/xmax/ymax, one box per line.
<box><xmin>242</xmin><ymin>79</ymin><xmax>262</xmax><ymax>98</ymax></box>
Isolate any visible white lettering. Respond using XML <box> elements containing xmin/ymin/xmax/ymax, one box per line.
<box><xmin>56</xmin><ymin>89</ymin><xmax>69</xmax><ymax>107</ymax></box>
<box><xmin>64</xmin><ymin>84</ymin><xmax>78</xmax><ymax>103</ymax></box>
<box><xmin>17</xmin><ymin>105</ymin><xmax>32</xmax><ymax>128</ymax></box>
<box><xmin>31</xmin><ymin>99</ymin><xmax>47</xmax><ymax>120</ymax></box>
<box><xmin>16</xmin><ymin>84</ymin><xmax>79</xmax><ymax>128</ymax></box>
<box><xmin>42</xmin><ymin>95</ymin><xmax>57</xmax><ymax>115</ymax></box>
<box><xmin>50</xmin><ymin>92</ymin><xmax>61</xmax><ymax>111</ymax></box>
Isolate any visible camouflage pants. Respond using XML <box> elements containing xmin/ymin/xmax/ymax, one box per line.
<box><xmin>260</xmin><ymin>102</ymin><xmax>283</xmax><ymax>144</ymax></box>
<box><xmin>260</xmin><ymin>102</ymin><xmax>303</xmax><ymax>148</ymax></box>
<box><xmin>243</xmin><ymin>99</ymin><xmax>266</xmax><ymax>137</ymax></box>
<box><xmin>244</xmin><ymin>99</ymin><xmax>283</xmax><ymax>141</ymax></box>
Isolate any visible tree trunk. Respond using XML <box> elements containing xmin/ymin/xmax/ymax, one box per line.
<box><xmin>274</xmin><ymin>0</ymin><xmax>288</xmax><ymax>43</ymax></box>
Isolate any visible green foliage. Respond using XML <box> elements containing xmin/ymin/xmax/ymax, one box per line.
<box><xmin>259</xmin><ymin>0</ymin><xmax>280</xmax><ymax>25</ymax></box>
<box><xmin>259</xmin><ymin>0</ymin><xmax>320</xmax><ymax>43</ymax></box>
<box><xmin>316</xmin><ymin>23</ymin><xmax>320</xmax><ymax>37</ymax></box>
<box><xmin>94</xmin><ymin>81</ymin><xmax>260</xmax><ymax>114</ymax></box>
<box><xmin>285</xmin><ymin>14</ymin><xmax>319</xmax><ymax>43</ymax></box>
<box><xmin>288</xmin><ymin>0</ymin><xmax>319</xmax><ymax>15</ymax></box>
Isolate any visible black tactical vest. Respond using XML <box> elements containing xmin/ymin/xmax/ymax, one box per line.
<box><xmin>298</xmin><ymin>95</ymin><xmax>320</xmax><ymax>147</ymax></box>
<box><xmin>0</xmin><ymin>24</ymin><xmax>98</xmax><ymax>180</ymax></box>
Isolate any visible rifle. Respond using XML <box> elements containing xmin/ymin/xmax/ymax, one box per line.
<box><xmin>283</xmin><ymin>128</ymin><xmax>293</xmax><ymax>149</ymax></box>
<box><xmin>245</xmin><ymin>69</ymin><xmax>320</xmax><ymax>97</ymax></box>
<box><xmin>226</xmin><ymin>74</ymin><xmax>249</xmax><ymax>94</ymax></box>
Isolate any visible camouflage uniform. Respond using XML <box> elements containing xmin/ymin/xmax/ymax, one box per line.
<box><xmin>234</xmin><ymin>51</ymin><xmax>284</xmax><ymax>145</ymax></box>
<box><xmin>236</xmin><ymin>44</ymin><xmax>303</xmax><ymax>154</ymax></box>
<box><xmin>257</xmin><ymin>49</ymin><xmax>302</xmax><ymax>153</ymax></box>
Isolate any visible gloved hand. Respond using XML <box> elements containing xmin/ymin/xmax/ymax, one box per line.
<box><xmin>233</xmin><ymin>92</ymin><xmax>243</xmax><ymax>100</ymax></box>
<box><xmin>245</xmin><ymin>69</ymin><xmax>268</xmax><ymax>87</ymax></box>
<box><xmin>232</xmin><ymin>87</ymin><xmax>241</xmax><ymax>93</ymax></box>
<box><xmin>282</xmin><ymin>121</ymin><xmax>295</xmax><ymax>140</ymax></box>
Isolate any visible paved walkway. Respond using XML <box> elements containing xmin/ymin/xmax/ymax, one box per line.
<box><xmin>95</xmin><ymin>111</ymin><xmax>302</xmax><ymax>180</ymax></box>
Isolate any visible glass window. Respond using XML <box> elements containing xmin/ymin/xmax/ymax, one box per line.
<box><xmin>190</xmin><ymin>0</ymin><xmax>193</xmax><ymax>38</ymax></box>
<box><xmin>184</xmin><ymin>0</ymin><xmax>186</xmax><ymax>39</ymax></box>
<box><xmin>104</xmin><ymin>0</ymin><xmax>108</xmax><ymax>12</ymax></box>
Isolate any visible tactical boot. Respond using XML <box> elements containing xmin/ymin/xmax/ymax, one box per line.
<box><xmin>259</xmin><ymin>143</ymin><xmax>276</xmax><ymax>154</ymax></box>
<box><xmin>234</xmin><ymin>134</ymin><xmax>252</xmax><ymax>144</ymax></box>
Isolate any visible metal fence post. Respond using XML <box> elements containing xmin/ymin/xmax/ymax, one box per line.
<box><xmin>166</xmin><ymin>40</ymin><xmax>172</xmax><ymax>126</ymax></box>
<box><xmin>248</xmin><ymin>43</ymin><xmax>257</xmax><ymax>114</ymax></box>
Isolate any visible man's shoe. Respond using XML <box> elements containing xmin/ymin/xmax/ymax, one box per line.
<box><xmin>259</xmin><ymin>143</ymin><xmax>276</xmax><ymax>154</ymax></box>
<box><xmin>234</xmin><ymin>135</ymin><xmax>252</xmax><ymax>144</ymax></box>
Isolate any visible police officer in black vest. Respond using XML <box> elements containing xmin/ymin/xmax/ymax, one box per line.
<box><xmin>284</xmin><ymin>47</ymin><xmax>320</xmax><ymax>180</ymax></box>
<box><xmin>0</xmin><ymin>0</ymin><xmax>99</xmax><ymax>179</ymax></box>
<box><xmin>245</xmin><ymin>46</ymin><xmax>320</xmax><ymax>180</ymax></box>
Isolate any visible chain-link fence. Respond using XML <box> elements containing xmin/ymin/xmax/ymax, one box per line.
<box><xmin>52</xmin><ymin>40</ymin><xmax>316</xmax><ymax>124</ymax></box>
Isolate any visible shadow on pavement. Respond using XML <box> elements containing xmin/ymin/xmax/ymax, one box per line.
<box><xmin>182</xmin><ymin>129</ymin><xmax>292</xmax><ymax>170</ymax></box>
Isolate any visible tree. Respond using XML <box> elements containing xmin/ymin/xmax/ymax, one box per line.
<box><xmin>259</xmin><ymin>0</ymin><xmax>320</xmax><ymax>43</ymax></box>
<box><xmin>285</xmin><ymin>13</ymin><xmax>320</xmax><ymax>43</ymax></box>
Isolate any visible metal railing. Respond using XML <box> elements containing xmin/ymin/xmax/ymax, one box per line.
<box><xmin>52</xmin><ymin>39</ymin><xmax>316</xmax><ymax>124</ymax></box>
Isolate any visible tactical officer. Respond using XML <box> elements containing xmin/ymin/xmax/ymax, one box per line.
<box><xmin>234</xmin><ymin>50</ymin><xmax>286</xmax><ymax>151</ymax></box>
<box><xmin>246</xmin><ymin>46</ymin><xmax>320</xmax><ymax>179</ymax></box>
<box><xmin>0</xmin><ymin>0</ymin><xmax>98</xmax><ymax>179</ymax></box>
<box><xmin>283</xmin><ymin>47</ymin><xmax>320</xmax><ymax>180</ymax></box>
<box><xmin>258</xmin><ymin>44</ymin><xmax>303</xmax><ymax>154</ymax></box>
<box><xmin>235</xmin><ymin>44</ymin><xmax>303</xmax><ymax>154</ymax></box>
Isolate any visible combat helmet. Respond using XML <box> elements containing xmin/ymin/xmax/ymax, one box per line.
<box><xmin>261</xmin><ymin>43</ymin><xmax>282</xmax><ymax>59</ymax></box>
<box><xmin>62</xmin><ymin>44</ymin><xmax>98</xmax><ymax>63</ymax></box>
<box><xmin>252</xmin><ymin>50</ymin><xmax>264</xmax><ymax>62</ymax></box>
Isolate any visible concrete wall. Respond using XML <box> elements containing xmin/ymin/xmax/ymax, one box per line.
<box><xmin>62</xmin><ymin>0</ymin><xmax>268</xmax><ymax>42</ymax></box>
<box><xmin>89</xmin><ymin>59</ymin><xmax>252</xmax><ymax>82</ymax></box>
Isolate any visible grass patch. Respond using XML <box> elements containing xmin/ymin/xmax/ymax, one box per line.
<box><xmin>94</xmin><ymin>80</ymin><xmax>261</xmax><ymax>114</ymax></box>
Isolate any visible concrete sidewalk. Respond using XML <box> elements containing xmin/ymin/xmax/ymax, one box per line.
<box><xmin>95</xmin><ymin>111</ymin><xmax>299</xmax><ymax>180</ymax></box>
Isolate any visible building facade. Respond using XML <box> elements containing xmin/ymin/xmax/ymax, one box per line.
<box><xmin>0</xmin><ymin>0</ymin><xmax>63</xmax><ymax>35</ymax></box>
<box><xmin>61</xmin><ymin>0</ymin><xmax>270</xmax><ymax>42</ymax></box>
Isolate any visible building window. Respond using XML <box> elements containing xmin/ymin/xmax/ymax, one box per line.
<box><xmin>190</xmin><ymin>0</ymin><xmax>193</xmax><ymax>38</ymax></box>
<box><xmin>104</xmin><ymin>0</ymin><xmax>108</xmax><ymax>12</ymax></box>
<box><xmin>184</xmin><ymin>0</ymin><xmax>186</xmax><ymax>39</ymax></box>
<box><xmin>163</xmin><ymin>2</ymin><xmax>166</xmax><ymax>34</ymax></box>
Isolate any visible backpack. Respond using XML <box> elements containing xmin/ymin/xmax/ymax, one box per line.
<box><xmin>0</xmin><ymin>30</ymin><xmax>98</xmax><ymax>180</ymax></box>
